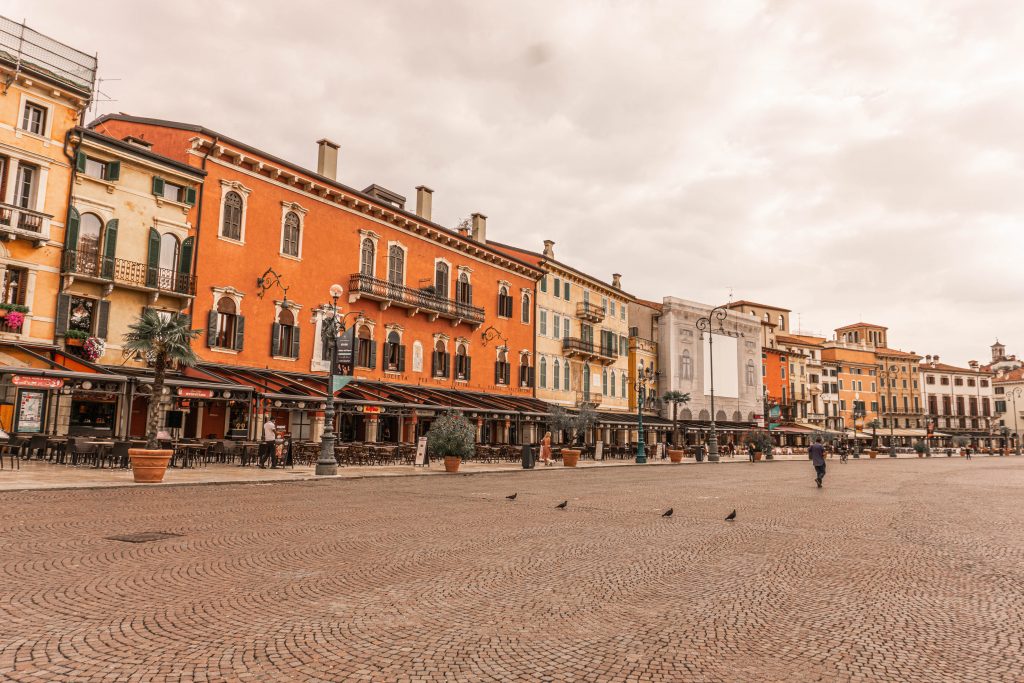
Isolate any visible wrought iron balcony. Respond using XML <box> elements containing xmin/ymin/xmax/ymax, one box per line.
<box><xmin>0</xmin><ymin>202</ymin><xmax>51</xmax><ymax>247</ymax></box>
<box><xmin>562</xmin><ymin>337</ymin><xmax>617</xmax><ymax>365</ymax></box>
<box><xmin>62</xmin><ymin>249</ymin><xmax>196</xmax><ymax>296</ymax></box>
<box><xmin>348</xmin><ymin>273</ymin><xmax>485</xmax><ymax>326</ymax></box>
<box><xmin>576</xmin><ymin>390</ymin><xmax>603</xmax><ymax>408</ymax></box>
<box><xmin>576</xmin><ymin>300</ymin><xmax>605</xmax><ymax>323</ymax></box>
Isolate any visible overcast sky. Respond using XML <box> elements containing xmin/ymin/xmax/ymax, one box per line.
<box><xmin>12</xmin><ymin>0</ymin><xmax>1024</xmax><ymax>364</ymax></box>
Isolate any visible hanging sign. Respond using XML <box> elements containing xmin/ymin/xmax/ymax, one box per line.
<box><xmin>415</xmin><ymin>436</ymin><xmax>428</xmax><ymax>466</ymax></box>
<box><xmin>333</xmin><ymin>327</ymin><xmax>355</xmax><ymax>375</ymax></box>
<box><xmin>178</xmin><ymin>387</ymin><xmax>214</xmax><ymax>398</ymax></box>
<box><xmin>12</xmin><ymin>375</ymin><xmax>64</xmax><ymax>389</ymax></box>
<box><xmin>362</xmin><ymin>406</ymin><xmax>381</xmax><ymax>414</ymax></box>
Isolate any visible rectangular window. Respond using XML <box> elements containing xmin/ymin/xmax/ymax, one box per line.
<box><xmin>553</xmin><ymin>278</ymin><xmax>561</xmax><ymax>298</ymax></box>
<box><xmin>610</xmin><ymin>300</ymin><xmax>616</xmax><ymax>317</ymax></box>
<box><xmin>870</xmin><ymin>402</ymin><xmax>878</xmax><ymax>413</ymax></box>
<box><xmin>21</xmin><ymin>102</ymin><xmax>47</xmax><ymax>135</ymax></box>
<box><xmin>563</xmin><ymin>281</ymin><xmax>571</xmax><ymax>300</ymax></box>
<box><xmin>14</xmin><ymin>163</ymin><xmax>36</xmax><ymax>209</ymax></box>
<box><xmin>68</xmin><ymin>296</ymin><xmax>95</xmax><ymax>335</ymax></box>
<box><xmin>2</xmin><ymin>266</ymin><xmax>27</xmax><ymax>306</ymax></box>
<box><xmin>601</xmin><ymin>297</ymin><xmax>608</xmax><ymax>314</ymax></box>
<box><xmin>552</xmin><ymin>313</ymin><xmax>561</xmax><ymax>339</ymax></box>
<box><xmin>539</xmin><ymin>276</ymin><xmax>547</xmax><ymax>293</ymax></box>
<box><xmin>621</xmin><ymin>305</ymin><xmax>626</xmax><ymax>320</ymax></box>
<box><xmin>563</xmin><ymin>318</ymin><xmax>569</xmax><ymax>338</ymax></box>
<box><xmin>539</xmin><ymin>309</ymin><xmax>547</xmax><ymax>336</ymax></box>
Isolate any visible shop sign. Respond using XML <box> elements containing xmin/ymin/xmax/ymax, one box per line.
<box><xmin>12</xmin><ymin>375</ymin><xmax>64</xmax><ymax>389</ymax></box>
<box><xmin>414</xmin><ymin>409</ymin><xmax>435</xmax><ymax>417</ymax></box>
<box><xmin>362</xmin><ymin>406</ymin><xmax>381</xmax><ymax>414</ymax></box>
<box><xmin>178</xmin><ymin>387</ymin><xmax>214</xmax><ymax>398</ymax></box>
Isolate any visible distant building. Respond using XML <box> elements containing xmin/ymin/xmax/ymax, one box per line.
<box><xmin>920</xmin><ymin>355</ymin><xmax>995</xmax><ymax>448</ymax></box>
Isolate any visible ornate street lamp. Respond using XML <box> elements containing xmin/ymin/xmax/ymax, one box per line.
<box><xmin>634</xmin><ymin>365</ymin><xmax>656</xmax><ymax>463</ymax></box>
<box><xmin>1009</xmin><ymin>387</ymin><xmax>1023</xmax><ymax>456</ymax></box>
<box><xmin>695</xmin><ymin>305</ymin><xmax>728</xmax><ymax>463</ymax></box>
<box><xmin>317</xmin><ymin>284</ymin><xmax>363</xmax><ymax>476</ymax></box>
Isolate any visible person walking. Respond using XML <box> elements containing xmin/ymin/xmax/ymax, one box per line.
<box><xmin>259</xmin><ymin>416</ymin><xmax>278</xmax><ymax>468</ymax></box>
<box><xmin>540</xmin><ymin>431</ymin><xmax>553</xmax><ymax>467</ymax></box>
<box><xmin>809</xmin><ymin>437</ymin><xmax>827</xmax><ymax>488</ymax></box>
<box><xmin>748</xmin><ymin>441</ymin><xmax>756</xmax><ymax>463</ymax></box>
<box><xmin>966</xmin><ymin>445</ymin><xmax>972</xmax><ymax>460</ymax></box>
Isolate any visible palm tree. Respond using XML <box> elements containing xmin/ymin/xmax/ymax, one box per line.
<box><xmin>122</xmin><ymin>311</ymin><xmax>202</xmax><ymax>449</ymax></box>
<box><xmin>663</xmin><ymin>391</ymin><xmax>691</xmax><ymax>446</ymax></box>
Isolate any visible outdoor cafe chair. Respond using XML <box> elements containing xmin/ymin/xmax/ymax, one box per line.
<box><xmin>0</xmin><ymin>436</ymin><xmax>26</xmax><ymax>470</ymax></box>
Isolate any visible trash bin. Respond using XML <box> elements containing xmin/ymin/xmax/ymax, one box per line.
<box><xmin>695</xmin><ymin>446</ymin><xmax>705</xmax><ymax>463</ymax></box>
<box><xmin>521</xmin><ymin>444</ymin><xmax>535</xmax><ymax>469</ymax></box>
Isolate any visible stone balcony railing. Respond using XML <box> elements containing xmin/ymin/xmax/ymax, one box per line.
<box><xmin>0</xmin><ymin>202</ymin><xmax>51</xmax><ymax>247</ymax></box>
<box><xmin>62</xmin><ymin>249</ymin><xmax>197</xmax><ymax>296</ymax></box>
<box><xmin>562</xmin><ymin>337</ymin><xmax>617</xmax><ymax>365</ymax></box>
<box><xmin>348</xmin><ymin>273</ymin><xmax>486</xmax><ymax>326</ymax></box>
<box><xmin>576</xmin><ymin>300</ymin><xmax>605</xmax><ymax>323</ymax></box>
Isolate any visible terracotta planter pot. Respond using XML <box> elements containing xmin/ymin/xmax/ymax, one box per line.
<box><xmin>66</xmin><ymin>337</ymin><xmax>84</xmax><ymax>347</ymax></box>
<box><xmin>443</xmin><ymin>456</ymin><xmax>461</xmax><ymax>473</ymax></box>
<box><xmin>754</xmin><ymin>452</ymin><xmax>763</xmax><ymax>461</ymax></box>
<box><xmin>562</xmin><ymin>449</ymin><xmax>580</xmax><ymax>467</ymax></box>
<box><xmin>0</xmin><ymin>309</ymin><xmax>7</xmax><ymax>319</ymax></box>
<box><xmin>128</xmin><ymin>449</ymin><xmax>173</xmax><ymax>483</ymax></box>
<box><xmin>869</xmin><ymin>452</ymin><xmax>877</xmax><ymax>459</ymax></box>
<box><xmin>668</xmin><ymin>449</ymin><xmax>684</xmax><ymax>463</ymax></box>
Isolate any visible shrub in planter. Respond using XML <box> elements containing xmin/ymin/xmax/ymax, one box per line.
<box><xmin>743</xmin><ymin>428</ymin><xmax>773</xmax><ymax>461</ymax></box>
<box><xmin>122</xmin><ymin>310</ymin><xmax>202</xmax><ymax>483</ymax></box>
<box><xmin>913</xmin><ymin>441</ymin><xmax>928</xmax><ymax>458</ymax></box>
<box><xmin>426</xmin><ymin>410</ymin><xmax>475</xmax><ymax>472</ymax></box>
<box><xmin>64</xmin><ymin>329</ymin><xmax>89</xmax><ymax>346</ymax></box>
<box><xmin>551</xmin><ymin>405</ymin><xmax>597</xmax><ymax>467</ymax></box>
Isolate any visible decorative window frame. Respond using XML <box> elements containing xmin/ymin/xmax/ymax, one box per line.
<box><xmin>386</xmin><ymin>240</ymin><xmax>409</xmax><ymax>286</ymax></box>
<box><xmin>520</xmin><ymin>289</ymin><xmax>531</xmax><ymax>324</ymax></box>
<box><xmin>354</xmin><ymin>316</ymin><xmax>376</xmax><ymax>340</ymax></box>
<box><xmin>433</xmin><ymin>257</ymin><xmax>452</xmax><ymax>296</ymax></box>
<box><xmin>279</xmin><ymin>201</ymin><xmax>307</xmax><ymax>260</ymax></box>
<box><xmin>218</xmin><ymin>180</ymin><xmax>252</xmax><ymax>244</ymax></box>
<box><xmin>16</xmin><ymin>93</ymin><xmax>55</xmax><ymax>141</ymax></box>
<box><xmin>211</xmin><ymin>285</ymin><xmax>245</xmax><ymax>311</ymax></box>
<box><xmin>432</xmin><ymin>332</ymin><xmax>450</xmax><ymax>351</ymax></box>
<box><xmin>358</xmin><ymin>229</ymin><xmax>381</xmax><ymax>278</ymax></box>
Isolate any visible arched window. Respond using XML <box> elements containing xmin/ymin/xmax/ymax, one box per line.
<box><xmin>456</xmin><ymin>272</ymin><xmax>471</xmax><ymax>304</ymax></box>
<box><xmin>553</xmin><ymin>359</ymin><xmax>561</xmax><ymax>390</ymax></box>
<box><xmin>282</xmin><ymin>211</ymin><xmax>300</xmax><ymax>257</ymax></box>
<box><xmin>778</xmin><ymin>314</ymin><xmax>785</xmax><ymax>331</ymax></box>
<box><xmin>519</xmin><ymin>352</ymin><xmax>532</xmax><ymax>387</ymax></box>
<box><xmin>455</xmin><ymin>343</ymin><xmax>469</xmax><ymax>380</ymax></box>
<box><xmin>76</xmin><ymin>212</ymin><xmax>103</xmax><ymax>276</ymax></box>
<box><xmin>158</xmin><ymin>233</ymin><xmax>179</xmax><ymax>290</ymax></box>
<box><xmin>521</xmin><ymin>293</ymin><xmax>531</xmax><ymax>323</ymax></box>
<box><xmin>610</xmin><ymin>370</ymin><xmax>616</xmax><ymax>397</ymax></box>
<box><xmin>496</xmin><ymin>349</ymin><xmax>509</xmax><ymax>385</ymax></box>
<box><xmin>746</xmin><ymin>360</ymin><xmax>756</xmax><ymax>386</ymax></box>
<box><xmin>388</xmin><ymin>245</ymin><xmax>404</xmax><ymax>285</ymax></box>
<box><xmin>356</xmin><ymin>325</ymin><xmax>373</xmax><ymax>368</ymax></box>
<box><xmin>435</xmin><ymin>262</ymin><xmax>449</xmax><ymax>298</ymax></box>
<box><xmin>384</xmin><ymin>330</ymin><xmax>403</xmax><ymax>372</ymax></box>
<box><xmin>498</xmin><ymin>285</ymin><xmax>512</xmax><ymax>318</ymax></box>
<box><xmin>222</xmin><ymin>191</ymin><xmax>243</xmax><ymax>240</ymax></box>
<box><xmin>540</xmin><ymin>357</ymin><xmax>547</xmax><ymax>389</ymax></box>
<box><xmin>360</xmin><ymin>238</ymin><xmax>375</xmax><ymax>276</ymax></box>
<box><xmin>214</xmin><ymin>297</ymin><xmax>238</xmax><ymax>349</ymax></box>
<box><xmin>433</xmin><ymin>339</ymin><xmax>448</xmax><ymax>378</ymax></box>
<box><xmin>681</xmin><ymin>350</ymin><xmax>693</xmax><ymax>379</ymax></box>
<box><xmin>274</xmin><ymin>307</ymin><xmax>298</xmax><ymax>358</ymax></box>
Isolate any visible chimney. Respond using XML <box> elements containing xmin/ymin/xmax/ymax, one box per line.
<box><xmin>316</xmin><ymin>138</ymin><xmax>339</xmax><ymax>180</ymax></box>
<box><xmin>543</xmin><ymin>240</ymin><xmax>555</xmax><ymax>259</ymax></box>
<box><xmin>612</xmin><ymin>273</ymin><xmax>622</xmax><ymax>289</ymax></box>
<box><xmin>415</xmin><ymin>186</ymin><xmax>433</xmax><ymax>221</ymax></box>
<box><xmin>471</xmin><ymin>213</ymin><xmax>487</xmax><ymax>243</ymax></box>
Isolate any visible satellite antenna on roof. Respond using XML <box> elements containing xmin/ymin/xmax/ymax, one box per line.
<box><xmin>91</xmin><ymin>76</ymin><xmax>121</xmax><ymax>116</ymax></box>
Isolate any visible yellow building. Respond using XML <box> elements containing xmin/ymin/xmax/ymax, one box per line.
<box><xmin>61</xmin><ymin>128</ymin><xmax>203</xmax><ymax>365</ymax></box>
<box><xmin>628</xmin><ymin>299</ymin><xmax>661</xmax><ymax>415</ymax></box>
<box><xmin>0</xmin><ymin>16</ymin><xmax>96</xmax><ymax>354</ymax></box>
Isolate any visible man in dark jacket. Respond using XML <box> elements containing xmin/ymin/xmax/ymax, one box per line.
<box><xmin>809</xmin><ymin>437</ymin><xmax>827</xmax><ymax>488</ymax></box>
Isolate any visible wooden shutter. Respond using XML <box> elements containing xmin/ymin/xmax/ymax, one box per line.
<box><xmin>75</xmin><ymin>151</ymin><xmax>87</xmax><ymax>173</ymax></box>
<box><xmin>564</xmin><ymin>282</ymin><xmax>571</xmax><ymax>300</ymax></box>
<box><xmin>96</xmin><ymin>300</ymin><xmax>110</xmax><ymax>340</ymax></box>
<box><xmin>467</xmin><ymin>284</ymin><xmax>473</xmax><ymax>304</ymax></box>
<box><xmin>146</xmin><ymin>228</ymin><xmax>160</xmax><ymax>287</ymax></box>
<box><xmin>495</xmin><ymin>362</ymin><xmax>500</xmax><ymax>384</ymax></box>
<box><xmin>55</xmin><ymin>294</ymin><xmax>71</xmax><ymax>335</ymax></box>
<box><xmin>529</xmin><ymin>367</ymin><xmax>535</xmax><ymax>388</ymax></box>
<box><xmin>101</xmin><ymin>218</ymin><xmax>117</xmax><ymax>279</ymax></box>
<box><xmin>234</xmin><ymin>315</ymin><xmax>245</xmax><ymax>351</ymax></box>
<box><xmin>179</xmin><ymin>236</ymin><xmax>195</xmax><ymax>275</ymax></box>
<box><xmin>431</xmin><ymin>350</ymin><xmax>438</xmax><ymax>376</ymax></box>
<box><xmin>368</xmin><ymin>341</ymin><xmax>377</xmax><ymax>370</ymax></box>
<box><xmin>290</xmin><ymin>324</ymin><xmax>301</xmax><ymax>359</ymax></box>
<box><xmin>207</xmin><ymin>309</ymin><xmax>218</xmax><ymax>347</ymax></box>
<box><xmin>184</xmin><ymin>186</ymin><xmax>197</xmax><ymax>205</ymax></box>
<box><xmin>66</xmin><ymin>207</ymin><xmax>80</xmax><ymax>250</ymax></box>
<box><xmin>271</xmin><ymin>322</ymin><xmax>282</xmax><ymax>356</ymax></box>
<box><xmin>398</xmin><ymin>344</ymin><xmax>406</xmax><ymax>372</ymax></box>
<box><xmin>465</xmin><ymin>356</ymin><xmax>471</xmax><ymax>381</ymax></box>
<box><xmin>152</xmin><ymin>176</ymin><xmax>165</xmax><ymax>196</ymax></box>
<box><xmin>106</xmin><ymin>161</ymin><xmax>120</xmax><ymax>181</ymax></box>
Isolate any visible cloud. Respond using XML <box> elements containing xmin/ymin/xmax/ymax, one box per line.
<box><xmin>9</xmin><ymin>0</ymin><xmax>1024</xmax><ymax>363</ymax></box>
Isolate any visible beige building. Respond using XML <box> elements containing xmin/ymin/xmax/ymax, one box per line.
<box><xmin>776</xmin><ymin>334</ymin><xmax>825</xmax><ymax>425</ymax></box>
<box><xmin>628</xmin><ymin>299</ymin><xmax>661</xmax><ymax>415</ymax></box>
<box><xmin>60</xmin><ymin>128</ymin><xmax>203</xmax><ymax>365</ymax></box>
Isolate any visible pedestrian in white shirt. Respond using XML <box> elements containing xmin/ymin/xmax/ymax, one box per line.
<box><xmin>259</xmin><ymin>417</ymin><xmax>277</xmax><ymax>468</ymax></box>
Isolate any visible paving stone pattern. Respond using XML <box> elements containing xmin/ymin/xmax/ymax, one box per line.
<box><xmin>1</xmin><ymin>458</ymin><xmax>1022</xmax><ymax>682</ymax></box>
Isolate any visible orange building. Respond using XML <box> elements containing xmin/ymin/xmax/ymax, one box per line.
<box><xmin>762</xmin><ymin>348</ymin><xmax>786</xmax><ymax>426</ymax></box>
<box><xmin>90</xmin><ymin>114</ymin><xmax>544</xmax><ymax>444</ymax></box>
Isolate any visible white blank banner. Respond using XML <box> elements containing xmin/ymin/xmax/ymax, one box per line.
<box><xmin>704</xmin><ymin>333</ymin><xmax>738</xmax><ymax>398</ymax></box>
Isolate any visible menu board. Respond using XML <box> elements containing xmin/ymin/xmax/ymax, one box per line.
<box><xmin>15</xmin><ymin>389</ymin><xmax>46</xmax><ymax>433</ymax></box>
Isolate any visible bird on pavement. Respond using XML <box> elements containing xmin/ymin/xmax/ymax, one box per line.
<box><xmin>725</xmin><ymin>509</ymin><xmax>736</xmax><ymax>521</ymax></box>
<box><xmin>506</xmin><ymin>493</ymin><xmax>517</xmax><ymax>500</ymax></box>
<box><xmin>556</xmin><ymin>500</ymin><xmax>568</xmax><ymax>509</ymax></box>
<box><xmin>662</xmin><ymin>508</ymin><xmax>673</xmax><ymax>517</ymax></box>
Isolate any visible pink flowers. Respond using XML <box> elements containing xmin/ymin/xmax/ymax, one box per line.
<box><xmin>82</xmin><ymin>336</ymin><xmax>106</xmax><ymax>362</ymax></box>
<box><xmin>4</xmin><ymin>311</ymin><xmax>24</xmax><ymax>329</ymax></box>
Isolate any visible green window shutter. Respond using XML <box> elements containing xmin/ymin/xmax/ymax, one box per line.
<box><xmin>106</xmin><ymin>161</ymin><xmax>120</xmax><ymax>181</ymax></box>
<box><xmin>398</xmin><ymin>344</ymin><xmax>406</xmax><ymax>372</ymax></box>
<box><xmin>177</xmin><ymin>236</ymin><xmax>195</xmax><ymax>294</ymax></box>
<box><xmin>75</xmin><ymin>151</ymin><xmax>86</xmax><ymax>173</ymax></box>
<box><xmin>55</xmin><ymin>294</ymin><xmax>71</xmax><ymax>336</ymax></box>
<box><xmin>152</xmin><ymin>176</ymin><xmax>165</xmax><ymax>197</ymax></box>
<box><xmin>184</xmin><ymin>186</ymin><xmax>197</xmax><ymax>205</ymax></box>
<box><xmin>96</xmin><ymin>300</ymin><xmax>110</xmax><ymax>340</ymax></box>
<box><xmin>206</xmin><ymin>310</ymin><xmax>218</xmax><ymax>348</ymax></box>
<box><xmin>66</xmin><ymin>207</ymin><xmax>80</xmax><ymax>249</ymax></box>
<box><xmin>271</xmin><ymin>322</ymin><xmax>281</xmax><ymax>356</ymax></box>
<box><xmin>368</xmin><ymin>341</ymin><xmax>377</xmax><ymax>370</ymax></box>
<box><xmin>466</xmin><ymin>356</ymin><xmax>471</xmax><ymax>381</ymax></box>
<box><xmin>101</xmin><ymin>219</ymin><xmax>117</xmax><ymax>279</ymax></box>
<box><xmin>146</xmin><ymin>228</ymin><xmax>161</xmax><ymax>287</ymax></box>
<box><xmin>444</xmin><ymin>352</ymin><xmax>451</xmax><ymax>378</ymax></box>
<box><xmin>564</xmin><ymin>282</ymin><xmax>571</xmax><ymax>301</ymax></box>
<box><xmin>234</xmin><ymin>315</ymin><xmax>245</xmax><ymax>351</ymax></box>
<box><xmin>290</xmin><ymin>324</ymin><xmax>301</xmax><ymax>359</ymax></box>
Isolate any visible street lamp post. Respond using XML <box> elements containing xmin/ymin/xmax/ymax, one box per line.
<box><xmin>1009</xmin><ymin>387</ymin><xmax>1023</xmax><ymax>456</ymax></box>
<box><xmin>878</xmin><ymin>364</ymin><xmax>898</xmax><ymax>455</ymax></box>
<box><xmin>695</xmin><ymin>305</ymin><xmax>728</xmax><ymax>463</ymax></box>
<box><xmin>634</xmin><ymin>365</ymin><xmax>656</xmax><ymax>463</ymax></box>
<box><xmin>316</xmin><ymin>285</ymin><xmax>363</xmax><ymax>476</ymax></box>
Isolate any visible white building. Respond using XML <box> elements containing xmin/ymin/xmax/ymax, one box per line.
<box><xmin>656</xmin><ymin>297</ymin><xmax>763</xmax><ymax>442</ymax></box>
<box><xmin>920</xmin><ymin>355</ymin><xmax>996</xmax><ymax>448</ymax></box>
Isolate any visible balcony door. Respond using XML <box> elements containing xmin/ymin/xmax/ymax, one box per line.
<box><xmin>580</xmin><ymin>323</ymin><xmax>593</xmax><ymax>346</ymax></box>
<box><xmin>75</xmin><ymin>213</ymin><xmax>103</xmax><ymax>276</ymax></box>
<box><xmin>583</xmin><ymin>363</ymin><xmax>591</xmax><ymax>401</ymax></box>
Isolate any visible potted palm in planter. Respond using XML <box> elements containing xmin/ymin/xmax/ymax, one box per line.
<box><xmin>913</xmin><ymin>441</ymin><xmax>927</xmax><ymax>458</ymax></box>
<box><xmin>426</xmin><ymin>410</ymin><xmax>475</xmax><ymax>472</ymax></box>
<box><xmin>744</xmin><ymin>428</ymin><xmax>773</xmax><ymax>462</ymax></box>
<box><xmin>663</xmin><ymin>390</ymin><xmax>691</xmax><ymax>462</ymax></box>
<box><xmin>121</xmin><ymin>310</ymin><xmax>202</xmax><ymax>483</ymax></box>
<box><xmin>551</xmin><ymin>405</ymin><xmax>597</xmax><ymax>467</ymax></box>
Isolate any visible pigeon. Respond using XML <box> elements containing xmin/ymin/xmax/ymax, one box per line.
<box><xmin>506</xmin><ymin>493</ymin><xmax>517</xmax><ymax>500</ymax></box>
<box><xmin>725</xmin><ymin>509</ymin><xmax>736</xmax><ymax>521</ymax></box>
<box><xmin>556</xmin><ymin>500</ymin><xmax>568</xmax><ymax>509</ymax></box>
<box><xmin>662</xmin><ymin>508</ymin><xmax>673</xmax><ymax>518</ymax></box>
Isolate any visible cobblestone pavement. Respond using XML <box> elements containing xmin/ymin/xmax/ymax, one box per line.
<box><xmin>1</xmin><ymin>458</ymin><xmax>1021</xmax><ymax>682</ymax></box>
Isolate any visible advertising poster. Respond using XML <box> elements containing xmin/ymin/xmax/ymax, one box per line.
<box><xmin>15</xmin><ymin>389</ymin><xmax>46</xmax><ymax>433</ymax></box>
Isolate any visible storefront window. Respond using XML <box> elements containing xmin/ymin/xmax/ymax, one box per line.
<box><xmin>69</xmin><ymin>395</ymin><xmax>116</xmax><ymax>436</ymax></box>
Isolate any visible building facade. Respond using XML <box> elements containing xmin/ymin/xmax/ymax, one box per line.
<box><xmin>920</xmin><ymin>355</ymin><xmax>995</xmax><ymax>448</ymax></box>
<box><xmin>628</xmin><ymin>299</ymin><xmax>661</xmax><ymax>416</ymax></box>
<box><xmin>993</xmin><ymin>367</ymin><xmax>1024</xmax><ymax>450</ymax></box>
